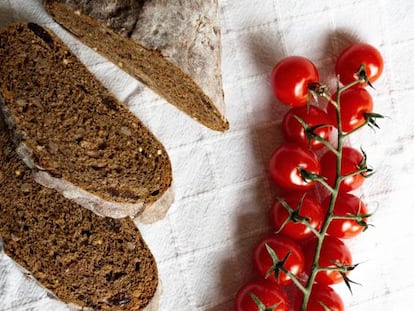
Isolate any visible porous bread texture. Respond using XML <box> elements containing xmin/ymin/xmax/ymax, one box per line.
<box><xmin>44</xmin><ymin>0</ymin><xmax>229</xmax><ymax>132</ymax></box>
<box><xmin>0</xmin><ymin>23</ymin><xmax>173</xmax><ymax>221</ymax></box>
<box><xmin>0</xmin><ymin>123</ymin><xmax>159</xmax><ymax>310</ymax></box>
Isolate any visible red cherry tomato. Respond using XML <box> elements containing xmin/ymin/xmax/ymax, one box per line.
<box><xmin>270</xmin><ymin>194</ymin><xmax>323</xmax><ymax>241</ymax></box>
<box><xmin>282</xmin><ymin>105</ymin><xmax>333</xmax><ymax>150</ymax></box>
<box><xmin>320</xmin><ymin>146</ymin><xmax>366</xmax><ymax>193</ymax></box>
<box><xmin>294</xmin><ymin>284</ymin><xmax>344</xmax><ymax>311</ymax></box>
<box><xmin>271</xmin><ymin>56</ymin><xmax>319</xmax><ymax>107</ymax></box>
<box><xmin>253</xmin><ymin>235</ymin><xmax>304</xmax><ymax>285</ymax></box>
<box><xmin>328</xmin><ymin>87</ymin><xmax>373</xmax><ymax>133</ymax></box>
<box><xmin>269</xmin><ymin>143</ymin><xmax>320</xmax><ymax>191</ymax></box>
<box><xmin>302</xmin><ymin>236</ymin><xmax>352</xmax><ymax>285</ymax></box>
<box><xmin>323</xmin><ymin>193</ymin><xmax>368</xmax><ymax>239</ymax></box>
<box><xmin>235</xmin><ymin>279</ymin><xmax>289</xmax><ymax>311</ymax></box>
<box><xmin>335</xmin><ymin>43</ymin><xmax>383</xmax><ymax>86</ymax></box>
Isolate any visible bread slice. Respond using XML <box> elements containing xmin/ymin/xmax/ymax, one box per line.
<box><xmin>44</xmin><ymin>0</ymin><xmax>229</xmax><ymax>132</ymax></box>
<box><xmin>0</xmin><ymin>23</ymin><xmax>172</xmax><ymax>221</ymax></box>
<box><xmin>0</xmin><ymin>119</ymin><xmax>159</xmax><ymax>310</ymax></box>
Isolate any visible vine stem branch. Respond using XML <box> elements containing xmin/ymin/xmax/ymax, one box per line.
<box><xmin>299</xmin><ymin>77</ymin><xmax>364</xmax><ymax>311</ymax></box>
<box><xmin>278</xmin><ymin>266</ymin><xmax>308</xmax><ymax>294</ymax></box>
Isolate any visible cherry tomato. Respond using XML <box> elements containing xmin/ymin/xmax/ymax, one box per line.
<box><xmin>269</xmin><ymin>143</ymin><xmax>320</xmax><ymax>191</ymax></box>
<box><xmin>328</xmin><ymin>87</ymin><xmax>373</xmax><ymax>133</ymax></box>
<box><xmin>235</xmin><ymin>279</ymin><xmax>289</xmax><ymax>311</ymax></box>
<box><xmin>335</xmin><ymin>43</ymin><xmax>383</xmax><ymax>86</ymax></box>
<box><xmin>271</xmin><ymin>56</ymin><xmax>319</xmax><ymax>107</ymax></box>
<box><xmin>323</xmin><ymin>193</ymin><xmax>368</xmax><ymax>239</ymax></box>
<box><xmin>282</xmin><ymin>105</ymin><xmax>333</xmax><ymax>150</ymax></box>
<box><xmin>269</xmin><ymin>194</ymin><xmax>323</xmax><ymax>241</ymax></box>
<box><xmin>294</xmin><ymin>284</ymin><xmax>344</xmax><ymax>311</ymax></box>
<box><xmin>253</xmin><ymin>235</ymin><xmax>304</xmax><ymax>285</ymax></box>
<box><xmin>320</xmin><ymin>146</ymin><xmax>366</xmax><ymax>193</ymax></box>
<box><xmin>302</xmin><ymin>236</ymin><xmax>352</xmax><ymax>285</ymax></box>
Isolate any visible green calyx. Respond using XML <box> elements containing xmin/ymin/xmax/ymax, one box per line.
<box><xmin>248</xmin><ymin>292</ymin><xmax>281</xmax><ymax>311</ymax></box>
<box><xmin>264</xmin><ymin>243</ymin><xmax>290</xmax><ymax>282</ymax></box>
<box><xmin>357</xmin><ymin>64</ymin><xmax>375</xmax><ymax>88</ymax></box>
<box><xmin>365</xmin><ymin>112</ymin><xmax>385</xmax><ymax>130</ymax></box>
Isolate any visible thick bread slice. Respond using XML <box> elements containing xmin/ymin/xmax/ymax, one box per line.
<box><xmin>44</xmin><ymin>0</ymin><xmax>229</xmax><ymax>132</ymax></box>
<box><xmin>0</xmin><ymin>23</ymin><xmax>172</xmax><ymax>220</ymax></box>
<box><xmin>0</xmin><ymin>122</ymin><xmax>159</xmax><ymax>310</ymax></box>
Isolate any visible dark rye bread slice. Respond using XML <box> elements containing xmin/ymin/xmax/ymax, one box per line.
<box><xmin>44</xmin><ymin>0</ymin><xmax>229</xmax><ymax>132</ymax></box>
<box><xmin>0</xmin><ymin>122</ymin><xmax>159</xmax><ymax>310</ymax></box>
<box><xmin>0</xmin><ymin>23</ymin><xmax>173</xmax><ymax>221</ymax></box>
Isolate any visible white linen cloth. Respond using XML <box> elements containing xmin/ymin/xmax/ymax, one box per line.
<box><xmin>1</xmin><ymin>0</ymin><xmax>414</xmax><ymax>310</ymax></box>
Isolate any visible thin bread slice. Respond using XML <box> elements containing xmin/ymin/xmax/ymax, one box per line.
<box><xmin>0</xmin><ymin>121</ymin><xmax>159</xmax><ymax>310</ymax></box>
<box><xmin>44</xmin><ymin>0</ymin><xmax>229</xmax><ymax>132</ymax></box>
<box><xmin>0</xmin><ymin>22</ymin><xmax>172</xmax><ymax>220</ymax></box>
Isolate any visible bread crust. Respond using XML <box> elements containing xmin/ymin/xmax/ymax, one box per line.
<box><xmin>132</xmin><ymin>0</ymin><xmax>226</xmax><ymax>116</ymax></box>
<box><xmin>44</xmin><ymin>0</ymin><xmax>229</xmax><ymax>131</ymax></box>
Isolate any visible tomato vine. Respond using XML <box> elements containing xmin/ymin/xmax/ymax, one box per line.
<box><xmin>235</xmin><ymin>43</ymin><xmax>384</xmax><ymax>311</ymax></box>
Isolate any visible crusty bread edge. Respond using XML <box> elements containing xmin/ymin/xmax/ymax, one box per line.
<box><xmin>33</xmin><ymin>169</ymin><xmax>144</xmax><ymax>218</ymax></box>
<box><xmin>44</xmin><ymin>2</ymin><xmax>229</xmax><ymax>132</ymax></box>
<box><xmin>0</xmin><ymin>93</ymin><xmax>173</xmax><ymax>222</ymax></box>
<box><xmin>0</xmin><ymin>96</ymin><xmax>142</xmax><ymax>219</ymax></box>
<box><xmin>135</xmin><ymin>185</ymin><xmax>175</xmax><ymax>224</ymax></box>
<box><xmin>34</xmin><ymin>169</ymin><xmax>174</xmax><ymax>222</ymax></box>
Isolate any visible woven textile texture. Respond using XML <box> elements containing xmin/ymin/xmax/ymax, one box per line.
<box><xmin>1</xmin><ymin>0</ymin><xmax>414</xmax><ymax>310</ymax></box>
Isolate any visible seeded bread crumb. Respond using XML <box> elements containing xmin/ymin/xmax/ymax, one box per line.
<box><xmin>0</xmin><ymin>22</ymin><xmax>173</xmax><ymax>220</ymax></box>
<box><xmin>0</xmin><ymin>120</ymin><xmax>159</xmax><ymax>310</ymax></box>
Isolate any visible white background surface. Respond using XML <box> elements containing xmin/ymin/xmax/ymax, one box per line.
<box><xmin>1</xmin><ymin>0</ymin><xmax>414</xmax><ymax>310</ymax></box>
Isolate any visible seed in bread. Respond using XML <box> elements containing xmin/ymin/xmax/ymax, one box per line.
<box><xmin>0</xmin><ymin>119</ymin><xmax>159</xmax><ymax>310</ymax></box>
<box><xmin>0</xmin><ymin>22</ymin><xmax>173</xmax><ymax>220</ymax></box>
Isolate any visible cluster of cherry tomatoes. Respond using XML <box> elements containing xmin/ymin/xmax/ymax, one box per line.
<box><xmin>235</xmin><ymin>43</ymin><xmax>383</xmax><ymax>311</ymax></box>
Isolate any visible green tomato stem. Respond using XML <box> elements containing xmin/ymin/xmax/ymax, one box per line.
<box><xmin>343</xmin><ymin>121</ymin><xmax>368</xmax><ymax>137</ymax></box>
<box><xmin>299</xmin><ymin>77</ymin><xmax>365</xmax><ymax>311</ymax></box>
<box><xmin>338</xmin><ymin>166</ymin><xmax>369</xmax><ymax>182</ymax></box>
<box><xmin>331</xmin><ymin>213</ymin><xmax>371</xmax><ymax>220</ymax></box>
<box><xmin>313</xmin><ymin>135</ymin><xmax>339</xmax><ymax>155</ymax></box>
<box><xmin>315</xmin><ymin>177</ymin><xmax>335</xmax><ymax>194</ymax></box>
<box><xmin>279</xmin><ymin>266</ymin><xmax>308</xmax><ymax>294</ymax></box>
